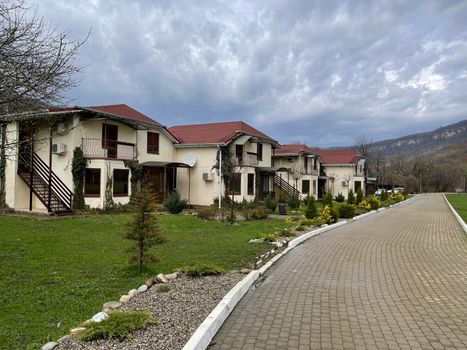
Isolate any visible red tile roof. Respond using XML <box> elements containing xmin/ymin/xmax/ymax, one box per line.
<box><xmin>168</xmin><ymin>121</ymin><xmax>277</xmax><ymax>145</ymax></box>
<box><xmin>311</xmin><ymin>148</ymin><xmax>362</xmax><ymax>165</ymax></box>
<box><xmin>275</xmin><ymin>144</ymin><xmax>316</xmax><ymax>155</ymax></box>
<box><xmin>48</xmin><ymin>104</ymin><xmax>160</xmax><ymax>126</ymax></box>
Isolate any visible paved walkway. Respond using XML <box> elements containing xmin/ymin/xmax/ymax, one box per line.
<box><xmin>211</xmin><ymin>194</ymin><xmax>467</xmax><ymax>349</ymax></box>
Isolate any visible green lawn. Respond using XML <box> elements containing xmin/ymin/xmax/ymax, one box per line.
<box><xmin>446</xmin><ymin>194</ymin><xmax>467</xmax><ymax>222</ymax></box>
<box><xmin>0</xmin><ymin>214</ymin><xmax>289</xmax><ymax>349</ymax></box>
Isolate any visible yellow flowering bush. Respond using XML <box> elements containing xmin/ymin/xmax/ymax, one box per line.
<box><xmin>358</xmin><ymin>200</ymin><xmax>371</xmax><ymax>211</ymax></box>
<box><xmin>367</xmin><ymin>195</ymin><xmax>381</xmax><ymax>210</ymax></box>
<box><xmin>319</xmin><ymin>205</ymin><xmax>334</xmax><ymax>224</ymax></box>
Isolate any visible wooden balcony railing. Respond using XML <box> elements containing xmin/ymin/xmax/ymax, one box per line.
<box><xmin>82</xmin><ymin>138</ymin><xmax>136</xmax><ymax>160</ymax></box>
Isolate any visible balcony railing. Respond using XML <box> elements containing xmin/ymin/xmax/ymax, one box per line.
<box><xmin>232</xmin><ymin>152</ymin><xmax>259</xmax><ymax>167</ymax></box>
<box><xmin>82</xmin><ymin>138</ymin><xmax>136</xmax><ymax>160</ymax></box>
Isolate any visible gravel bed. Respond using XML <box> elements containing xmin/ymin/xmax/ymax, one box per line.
<box><xmin>56</xmin><ymin>273</ymin><xmax>243</xmax><ymax>350</ymax></box>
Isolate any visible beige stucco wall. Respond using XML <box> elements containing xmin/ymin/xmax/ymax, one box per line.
<box><xmin>137</xmin><ymin>128</ymin><xmax>175</xmax><ymax>163</ymax></box>
<box><xmin>272</xmin><ymin>155</ymin><xmax>320</xmax><ymax>199</ymax></box>
<box><xmin>325</xmin><ymin>162</ymin><xmax>366</xmax><ymax>199</ymax></box>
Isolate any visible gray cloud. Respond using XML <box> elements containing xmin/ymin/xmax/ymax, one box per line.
<box><xmin>31</xmin><ymin>0</ymin><xmax>467</xmax><ymax>146</ymax></box>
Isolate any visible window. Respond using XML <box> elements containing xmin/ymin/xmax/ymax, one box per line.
<box><xmin>113</xmin><ymin>169</ymin><xmax>129</xmax><ymax>196</ymax></box>
<box><xmin>147</xmin><ymin>132</ymin><xmax>160</xmax><ymax>154</ymax></box>
<box><xmin>257</xmin><ymin>143</ymin><xmax>263</xmax><ymax>161</ymax></box>
<box><xmin>235</xmin><ymin>144</ymin><xmax>243</xmax><ymax>164</ymax></box>
<box><xmin>304</xmin><ymin>157</ymin><xmax>308</xmax><ymax>173</ymax></box>
<box><xmin>229</xmin><ymin>173</ymin><xmax>241</xmax><ymax>195</ymax></box>
<box><xmin>84</xmin><ymin>169</ymin><xmax>101</xmax><ymax>197</ymax></box>
<box><xmin>102</xmin><ymin>124</ymin><xmax>118</xmax><ymax>158</ymax></box>
<box><xmin>247</xmin><ymin>173</ymin><xmax>255</xmax><ymax>195</ymax></box>
<box><xmin>313</xmin><ymin>180</ymin><xmax>317</xmax><ymax>194</ymax></box>
<box><xmin>302</xmin><ymin>179</ymin><xmax>310</xmax><ymax>194</ymax></box>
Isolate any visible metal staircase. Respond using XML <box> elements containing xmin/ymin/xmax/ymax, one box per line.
<box><xmin>274</xmin><ymin>174</ymin><xmax>300</xmax><ymax>198</ymax></box>
<box><xmin>17</xmin><ymin>148</ymin><xmax>73</xmax><ymax>215</ymax></box>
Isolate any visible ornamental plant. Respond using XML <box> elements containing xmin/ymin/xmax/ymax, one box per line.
<box><xmin>380</xmin><ymin>189</ymin><xmax>388</xmax><ymax>201</ymax></box>
<box><xmin>322</xmin><ymin>193</ymin><xmax>333</xmax><ymax>208</ymax></box>
<box><xmin>319</xmin><ymin>205</ymin><xmax>334</xmax><ymax>224</ymax></box>
<box><xmin>368</xmin><ymin>195</ymin><xmax>381</xmax><ymax>210</ymax></box>
<box><xmin>356</xmin><ymin>189</ymin><xmax>364</xmax><ymax>204</ymax></box>
<box><xmin>335</xmin><ymin>193</ymin><xmax>345</xmax><ymax>202</ymax></box>
<box><xmin>347</xmin><ymin>189</ymin><xmax>355</xmax><ymax>205</ymax></box>
<box><xmin>304</xmin><ymin>196</ymin><xmax>318</xmax><ymax>219</ymax></box>
<box><xmin>264</xmin><ymin>194</ymin><xmax>277</xmax><ymax>212</ymax></box>
<box><xmin>358</xmin><ymin>200</ymin><xmax>371</xmax><ymax>211</ymax></box>
<box><xmin>338</xmin><ymin>203</ymin><xmax>356</xmax><ymax>218</ymax></box>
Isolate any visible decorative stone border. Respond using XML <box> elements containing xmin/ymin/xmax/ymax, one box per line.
<box><xmin>40</xmin><ymin>273</ymin><xmax>178</xmax><ymax>350</ymax></box>
<box><xmin>443</xmin><ymin>193</ymin><xmax>467</xmax><ymax>234</ymax></box>
<box><xmin>182</xmin><ymin>195</ymin><xmax>418</xmax><ymax>350</ymax></box>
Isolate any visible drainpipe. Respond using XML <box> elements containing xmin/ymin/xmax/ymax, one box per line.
<box><xmin>218</xmin><ymin>145</ymin><xmax>222</xmax><ymax>209</ymax></box>
<box><xmin>48</xmin><ymin>127</ymin><xmax>52</xmax><ymax>212</ymax></box>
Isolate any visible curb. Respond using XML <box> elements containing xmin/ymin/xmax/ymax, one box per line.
<box><xmin>182</xmin><ymin>196</ymin><xmax>417</xmax><ymax>350</ymax></box>
<box><xmin>443</xmin><ymin>194</ymin><xmax>467</xmax><ymax>234</ymax></box>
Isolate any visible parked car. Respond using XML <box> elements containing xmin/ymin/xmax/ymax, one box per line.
<box><xmin>392</xmin><ymin>187</ymin><xmax>404</xmax><ymax>194</ymax></box>
<box><xmin>375</xmin><ymin>188</ymin><xmax>384</xmax><ymax>196</ymax></box>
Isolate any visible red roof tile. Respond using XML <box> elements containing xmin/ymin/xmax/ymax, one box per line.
<box><xmin>310</xmin><ymin>148</ymin><xmax>362</xmax><ymax>165</ymax></box>
<box><xmin>48</xmin><ymin>104</ymin><xmax>159</xmax><ymax>125</ymax></box>
<box><xmin>275</xmin><ymin>144</ymin><xmax>316</xmax><ymax>155</ymax></box>
<box><xmin>168</xmin><ymin>121</ymin><xmax>276</xmax><ymax>145</ymax></box>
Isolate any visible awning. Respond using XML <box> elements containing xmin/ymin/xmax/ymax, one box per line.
<box><xmin>140</xmin><ymin>161</ymin><xmax>192</xmax><ymax>168</ymax></box>
<box><xmin>259</xmin><ymin>167</ymin><xmax>289</xmax><ymax>174</ymax></box>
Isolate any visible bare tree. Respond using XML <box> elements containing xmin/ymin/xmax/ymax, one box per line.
<box><xmin>0</xmin><ymin>0</ymin><xmax>88</xmax><ymax>114</ymax></box>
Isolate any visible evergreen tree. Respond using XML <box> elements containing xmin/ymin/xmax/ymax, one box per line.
<box><xmin>305</xmin><ymin>196</ymin><xmax>318</xmax><ymax>219</ymax></box>
<box><xmin>125</xmin><ymin>184</ymin><xmax>165</xmax><ymax>273</ymax></box>
<box><xmin>347</xmin><ymin>189</ymin><xmax>355</xmax><ymax>205</ymax></box>
<box><xmin>356</xmin><ymin>189</ymin><xmax>364</xmax><ymax>204</ymax></box>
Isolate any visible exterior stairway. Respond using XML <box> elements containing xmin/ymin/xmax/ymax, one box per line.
<box><xmin>274</xmin><ymin>174</ymin><xmax>300</xmax><ymax>198</ymax></box>
<box><xmin>17</xmin><ymin>149</ymin><xmax>73</xmax><ymax>215</ymax></box>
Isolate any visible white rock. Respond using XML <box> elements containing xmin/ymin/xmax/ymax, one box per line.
<box><xmin>91</xmin><ymin>311</ymin><xmax>108</xmax><ymax>323</ymax></box>
<box><xmin>41</xmin><ymin>342</ymin><xmax>58</xmax><ymax>350</ymax></box>
<box><xmin>102</xmin><ymin>301</ymin><xmax>122</xmax><ymax>310</ymax></box>
<box><xmin>249</xmin><ymin>238</ymin><xmax>264</xmax><ymax>244</ymax></box>
<box><xmin>70</xmin><ymin>327</ymin><xmax>86</xmax><ymax>336</ymax></box>
<box><xmin>137</xmin><ymin>284</ymin><xmax>148</xmax><ymax>293</ymax></box>
<box><xmin>128</xmin><ymin>289</ymin><xmax>138</xmax><ymax>298</ymax></box>
<box><xmin>240</xmin><ymin>268</ymin><xmax>251</xmax><ymax>274</ymax></box>
<box><xmin>119</xmin><ymin>295</ymin><xmax>131</xmax><ymax>303</ymax></box>
<box><xmin>156</xmin><ymin>273</ymin><xmax>168</xmax><ymax>284</ymax></box>
<box><xmin>164</xmin><ymin>273</ymin><xmax>177</xmax><ymax>280</ymax></box>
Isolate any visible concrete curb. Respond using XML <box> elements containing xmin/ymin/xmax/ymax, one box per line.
<box><xmin>182</xmin><ymin>196</ymin><xmax>416</xmax><ymax>350</ymax></box>
<box><xmin>443</xmin><ymin>194</ymin><xmax>467</xmax><ymax>234</ymax></box>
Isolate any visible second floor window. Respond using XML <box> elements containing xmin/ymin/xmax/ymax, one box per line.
<box><xmin>304</xmin><ymin>157</ymin><xmax>308</xmax><ymax>173</ymax></box>
<box><xmin>147</xmin><ymin>132</ymin><xmax>159</xmax><ymax>154</ymax></box>
<box><xmin>257</xmin><ymin>143</ymin><xmax>263</xmax><ymax>161</ymax></box>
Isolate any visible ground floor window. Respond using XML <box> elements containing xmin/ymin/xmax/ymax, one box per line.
<box><xmin>355</xmin><ymin>181</ymin><xmax>361</xmax><ymax>191</ymax></box>
<box><xmin>228</xmin><ymin>173</ymin><xmax>241</xmax><ymax>195</ymax></box>
<box><xmin>247</xmin><ymin>173</ymin><xmax>255</xmax><ymax>195</ymax></box>
<box><xmin>84</xmin><ymin>168</ymin><xmax>101</xmax><ymax>197</ymax></box>
<box><xmin>113</xmin><ymin>169</ymin><xmax>129</xmax><ymax>196</ymax></box>
<box><xmin>302</xmin><ymin>179</ymin><xmax>310</xmax><ymax>194</ymax></box>
<box><xmin>313</xmin><ymin>180</ymin><xmax>317</xmax><ymax>194</ymax></box>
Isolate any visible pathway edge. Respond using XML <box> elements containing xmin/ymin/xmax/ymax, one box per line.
<box><xmin>443</xmin><ymin>193</ymin><xmax>467</xmax><ymax>234</ymax></box>
<box><xmin>182</xmin><ymin>195</ymin><xmax>418</xmax><ymax>350</ymax></box>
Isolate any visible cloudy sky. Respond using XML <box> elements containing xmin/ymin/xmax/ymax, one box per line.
<box><xmin>31</xmin><ymin>0</ymin><xmax>467</xmax><ymax>146</ymax></box>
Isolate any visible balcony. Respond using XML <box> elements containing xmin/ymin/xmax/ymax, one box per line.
<box><xmin>82</xmin><ymin>138</ymin><xmax>136</xmax><ymax>160</ymax></box>
<box><xmin>233</xmin><ymin>152</ymin><xmax>259</xmax><ymax>167</ymax></box>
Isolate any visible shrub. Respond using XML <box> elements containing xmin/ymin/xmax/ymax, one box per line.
<box><xmin>264</xmin><ymin>194</ymin><xmax>277</xmax><ymax>212</ymax></box>
<box><xmin>156</xmin><ymin>284</ymin><xmax>170</xmax><ymax>293</ymax></box>
<box><xmin>391</xmin><ymin>193</ymin><xmax>405</xmax><ymax>203</ymax></box>
<box><xmin>380</xmin><ymin>190</ymin><xmax>388</xmax><ymax>201</ymax></box>
<box><xmin>347</xmin><ymin>190</ymin><xmax>355</xmax><ymax>205</ymax></box>
<box><xmin>287</xmin><ymin>195</ymin><xmax>301</xmax><ymax>210</ymax></box>
<box><xmin>262</xmin><ymin>233</ymin><xmax>279</xmax><ymax>242</ymax></box>
<box><xmin>338</xmin><ymin>203</ymin><xmax>356</xmax><ymax>218</ymax></box>
<box><xmin>164</xmin><ymin>191</ymin><xmax>188</xmax><ymax>214</ymax></box>
<box><xmin>275</xmin><ymin>227</ymin><xmax>295</xmax><ymax>237</ymax></box>
<box><xmin>75</xmin><ymin>311</ymin><xmax>156</xmax><ymax>342</ymax></box>
<box><xmin>358</xmin><ymin>199</ymin><xmax>371</xmax><ymax>211</ymax></box>
<box><xmin>335</xmin><ymin>193</ymin><xmax>345</xmax><ymax>202</ymax></box>
<box><xmin>304</xmin><ymin>196</ymin><xmax>318</xmax><ymax>219</ymax></box>
<box><xmin>319</xmin><ymin>205</ymin><xmax>334</xmax><ymax>224</ymax></box>
<box><xmin>285</xmin><ymin>217</ymin><xmax>301</xmax><ymax>224</ymax></box>
<box><xmin>368</xmin><ymin>195</ymin><xmax>381</xmax><ymax>210</ymax></box>
<box><xmin>356</xmin><ymin>189</ymin><xmax>364</xmax><ymax>204</ymax></box>
<box><xmin>330</xmin><ymin>207</ymin><xmax>340</xmax><ymax>223</ymax></box>
<box><xmin>300</xmin><ymin>219</ymin><xmax>314</xmax><ymax>227</ymax></box>
<box><xmin>322</xmin><ymin>193</ymin><xmax>333</xmax><ymax>207</ymax></box>
<box><xmin>196</xmin><ymin>206</ymin><xmax>218</xmax><ymax>221</ymax></box>
<box><xmin>182</xmin><ymin>264</ymin><xmax>225</xmax><ymax>277</ymax></box>
<box><xmin>243</xmin><ymin>207</ymin><xmax>269</xmax><ymax>220</ymax></box>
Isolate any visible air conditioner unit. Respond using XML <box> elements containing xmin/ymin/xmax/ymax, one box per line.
<box><xmin>202</xmin><ymin>172</ymin><xmax>214</xmax><ymax>181</ymax></box>
<box><xmin>342</xmin><ymin>181</ymin><xmax>348</xmax><ymax>186</ymax></box>
<box><xmin>52</xmin><ymin>143</ymin><xmax>67</xmax><ymax>155</ymax></box>
<box><xmin>55</xmin><ymin>122</ymin><xmax>67</xmax><ymax>135</ymax></box>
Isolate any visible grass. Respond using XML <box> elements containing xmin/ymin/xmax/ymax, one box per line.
<box><xmin>0</xmin><ymin>214</ymin><xmax>289</xmax><ymax>349</ymax></box>
<box><xmin>446</xmin><ymin>194</ymin><xmax>467</xmax><ymax>223</ymax></box>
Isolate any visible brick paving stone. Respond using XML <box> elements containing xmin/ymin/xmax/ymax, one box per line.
<box><xmin>211</xmin><ymin>194</ymin><xmax>467</xmax><ymax>349</ymax></box>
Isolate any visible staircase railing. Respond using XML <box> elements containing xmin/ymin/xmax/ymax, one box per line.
<box><xmin>274</xmin><ymin>175</ymin><xmax>300</xmax><ymax>198</ymax></box>
<box><xmin>18</xmin><ymin>149</ymin><xmax>73</xmax><ymax>212</ymax></box>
